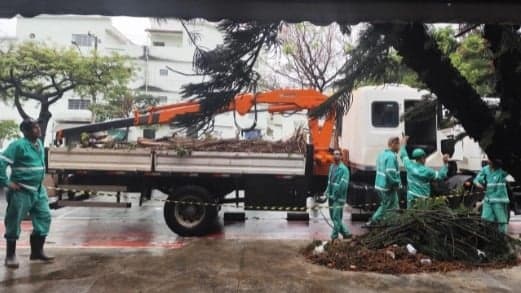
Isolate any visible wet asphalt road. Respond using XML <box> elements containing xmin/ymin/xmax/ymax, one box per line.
<box><xmin>0</xmin><ymin>188</ymin><xmax>520</xmax><ymax>249</ymax></box>
<box><xmin>2</xmin><ymin>188</ymin><xmax>521</xmax><ymax>293</ymax></box>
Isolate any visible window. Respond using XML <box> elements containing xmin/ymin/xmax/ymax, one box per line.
<box><xmin>68</xmin><ymin>99</ymin><xmax>91</xmax><ymax>110</ymax></box>
<box><xmin>72</xmin><ymin>34</ymin><xmax>93</xmax><ymax>47</ymax></box>
<box><xmin>159</xmin><ymin>69</ymin><xmax>168</xmax><ymax>76</ymax></box>
<box><xmin>371</xmin><ymin>101</ymin><xmax>399</xmax><ymax>127</ymax></box>
<box><xmin>156</xmin><ymin>96</ymin><xmax>168</xmax><ymax>104</ymax></box>
<box><xmin>153</xmin><ymin>41</ymin><xmax>165</xmax><ymax>47</ymax></box>
<box><xmin>143</xmin><ymin>128</ymin><xmax>156</xmax><ymax>139</ymax></box>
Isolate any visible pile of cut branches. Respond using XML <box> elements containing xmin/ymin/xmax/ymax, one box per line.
<box><xmin>304</xmin><ymin>198</ymin><xmax>521</xmax><ymax>273</ymax></box>
<box><xmin>137</xmin><ymin>126</ymin><xmax>307</xmax><ymax>154</ymax></box>
<box><xmin>362</xmin><ymin>198</ymin><xmax>520</xmax><ymax>263</ymax></box>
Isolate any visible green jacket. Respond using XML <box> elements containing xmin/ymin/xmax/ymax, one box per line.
<box><xmin>473</xmin><ymin>165</ymin><xmax>509</xmax><ymax>204</ymax></box>
<box><xmin>400</xmin><ymin>146</ymin><xmax>448</xmax><ymax>199</ymax></box>
<box><xmin>325</xmin><ymin>162</ymin><xmax>350</xmax><ymax>202</ymax></box>
<box><xmin>0</xmin><ymin>138</ymin><xmax>46</xmax><ymax>192</ymax></box>
<box><xmin>374</xmin><ymin>149</ymin><xmax>401</xmax><ymax>191</ymax></box>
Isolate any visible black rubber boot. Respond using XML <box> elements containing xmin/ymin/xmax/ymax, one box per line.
<box><xmin>30</xmin><ymin>235</ymin><xmax>54</xmax><ymax>262</ymax></box>
<box><xmin>5</xmin><ymin>240</ymin><xmax>19</xmax><ymax>268</ymax></box>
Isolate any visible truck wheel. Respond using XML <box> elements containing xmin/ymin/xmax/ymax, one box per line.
<box><xmin>164</xmin><ymin>186</ymin><xmax>218</xmax><ymax>236</ymax></box>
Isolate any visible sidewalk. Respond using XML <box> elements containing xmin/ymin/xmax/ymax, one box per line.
<box><xmin>1</xmin><ymin>239</ymin><xmax>520</xmax><ymax>292</ymax></box>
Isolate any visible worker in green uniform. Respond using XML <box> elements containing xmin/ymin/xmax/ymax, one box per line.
<box><xmin>399</xmin><ymin>136</ymin><xmax>449</xmax><ymax>208</ymax></box>
<box><xmin>363</xmin><ymin>136</ymin><xmax>402</xmax><ymax>228</ymax></box>
<box><xmin>473</xmin><ymin>159</ymin><xmax>510</xmax><ymax>234</ymax></box>
<box><xmin>0</xmin><ymin>119</ymin><xmax>54</xmax><ymax>268</ymax></box>
<box><xmin>324</xmin><ymin>149</ymin><xmax>351</xmax><ymax>240</ymax></box>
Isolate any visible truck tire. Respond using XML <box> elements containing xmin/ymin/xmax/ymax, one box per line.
<box><xmin>164</xmin><ymin>185</ymin><xmax>218</xmax><ymax>236</ymax></box>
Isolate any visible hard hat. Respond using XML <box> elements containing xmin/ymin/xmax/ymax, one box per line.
<box><xmin>411</xmin><ymin>148</ymin><xmax>426</xmax><ymax>159</ymax></box>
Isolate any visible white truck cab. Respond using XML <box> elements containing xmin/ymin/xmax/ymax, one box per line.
<box><xmin>339</xmin><ymin>84</ymin><xmax>446</xmax><ymax>171</ymax></box>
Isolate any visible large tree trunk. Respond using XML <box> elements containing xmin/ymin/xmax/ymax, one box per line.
<box><xmin>13</xmin><ymin>94</ymin><xmax>30</xmax><ymax>120</ymax></box>
<box><xmin>381</xmin><ymin>23</ymin><xmax>521</xmax><ymax>181</ymax></box>
<box><xmin>482</xmin><ymin>24</ymin><xmax>521</xmax><ymax>180</ymax></box>
<box><xmin>14</xmin><ymin>93</ymin><xmax>53</xmax><ymax>145</ymax></box>
<box><xmin>37</xmin><ymin>103</ymin><xmax>52</xmax><ymax>144</ymax></box>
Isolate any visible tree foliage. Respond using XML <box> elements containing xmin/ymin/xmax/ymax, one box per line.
<box><xmin>176</xmin><ymin>21</ymin><xmax>281</xmax><ymax>133</ymax></box>
<box><xmin>259</xmin><ymin>22</ymin><xmax>349</xmax><ymax>92</ymax></box>
<box><xmin>431</xmin><ymin>27</ymin><xmax>495</xmax><ymax>97</ymax></box>
<box><xmin>89</xmin><ymin>92</ymin><xmax>159</xmax><ymax>122</ymax></box>
<box><xmin>451</xmin><ymin>33</ymin><xmax>495</xmax><ymax>96</ymax></box>
<box><xmin>0</xmin><ymin>42</ymin><xmax>134</xmax><ymax>142</ymax></box>
<box><xmin>0</xmin><ymin>120</ymin><xmax>19</xmax><ymax>148</ymax></box>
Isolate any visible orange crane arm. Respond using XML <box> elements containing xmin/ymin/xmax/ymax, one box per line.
<box><xmin>134</xmin><ymin>89</ymin><xmax>336</xmax><ymax>175</ymax></box>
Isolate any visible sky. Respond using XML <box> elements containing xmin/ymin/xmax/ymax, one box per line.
<box><xmin>0</xmin><ymin>16</ymin><xmax>151</xmax><ymax>45</ymax></box>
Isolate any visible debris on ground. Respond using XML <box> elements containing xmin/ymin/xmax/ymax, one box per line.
<box><xmin>303</xmin><ymin>199</ymin><xmax>521</xmax><ymax>274</ymax></box>
<box><xmin>362</xmin><ymin>198</ymin><xmax>521</xmax><ymax>263</ymax></box>
<box><xmin>406</xmin><ymin>244</ymin><xmax>417</xmax><ymax>255</ymax></box>
<box><xmin>313</xmin><ymin>241</ymin><xmax>328</xmax><ymax>255</ymax></box>
<box><xmin>302</xmin><ymin>238</ymin><xmax>519</xmax><ymax>274</ymax></box>
<box><xmin>81</xmin><ymin>127</ymin><xmax>307</xmax><ymax>154</ymax></box>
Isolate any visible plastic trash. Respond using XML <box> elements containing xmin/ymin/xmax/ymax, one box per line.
<box><xmin>313</xmin><ymin>241</ymin><xmax>328</xmax><ymax>255</ymax></box>
<box><xmin>420</xmin><ymin>258</ymin><xmax>432</xmax><ymax>265</ymax></box>
<box><xmin>406</xmin><ymin>244</ymin><xmax>417</xmax><ymax>255</ymax></box>
<box><xmin>306</xmin><ymin>197</ymin><xmax>318</xmax><ymax>218</ymax></box>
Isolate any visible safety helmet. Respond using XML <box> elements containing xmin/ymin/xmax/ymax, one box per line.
<box><xmin>19</xmin><ymin>118</ymin><xmax>39</xmax><ymax>133</ymax></box>
<box><xmin>411</xmin><ymin>148</ymin><xmax>426</xmax><ymax>159</ymax></box>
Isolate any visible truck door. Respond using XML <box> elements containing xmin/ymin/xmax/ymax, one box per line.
<box><xmin>403</xmin><ymin>100</ymin><xmax>437</xmax><ymax>156</ymax></box>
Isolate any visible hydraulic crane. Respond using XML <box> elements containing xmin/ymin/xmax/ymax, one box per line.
<box><xmin>55</xmin><ymin>89</ymin><xmax>337</xmax><ymax>175</ymax></box>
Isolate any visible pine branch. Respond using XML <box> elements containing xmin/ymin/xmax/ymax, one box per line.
<box><xmin>311</xmin><ymin>25</ymin><xmax>398</xmax><ymax>117</ymax></box>
<box><xmin>179</xmin><ymin>21</ymin><xmax>280</xmax><ymax>133</ymax></box>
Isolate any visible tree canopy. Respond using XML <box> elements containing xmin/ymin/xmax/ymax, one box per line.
<box><xmin>90</xmin><ymin>92</ymin><xmax>159</xmax><ymax>122</ymax></box>
<box><xmin>0</xmin><ymin>42</ymin><xmax>134</xmax><ymax>142</ymax></box>
<box><xmin>0</xmin><ymin>120</ymin><xmax>19</xmax><ymax>148</ymax></box>
<box><xmin>259</xmin><ymin>22</ymin><xmax>349</xmax><ymax>93</ymax></box>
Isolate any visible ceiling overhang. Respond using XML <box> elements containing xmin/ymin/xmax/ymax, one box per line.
<box><xmin>2</xmin><ymin>1</ymin><xmax>521</xmax><ymax>24</ymax></box>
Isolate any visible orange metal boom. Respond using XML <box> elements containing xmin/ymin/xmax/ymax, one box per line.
<box><xmin>133</xmin><ymin>89</ymin><xmax>336</xmax><ymax>175</ymax></box>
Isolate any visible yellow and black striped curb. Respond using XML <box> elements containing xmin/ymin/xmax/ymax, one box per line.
<box><xmin>45</xmin><ymin>186</ymin><xmax>483</xmax><ymax>212</ymax></box>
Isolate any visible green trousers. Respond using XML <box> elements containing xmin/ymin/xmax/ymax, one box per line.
<box><xmin>328</xmin><ymin>198</ymin><xmax>350</xmax><ymax>239</ymax></box>
<box><xmin>482</xmin><ymin>202</ymin><xmax>509</xmax><ymax>234</ymax></box>
<box><xmin>371</xmin><ymin>189</ymin><xmax>399</xmax><ymax>222</ymax></box>
<box><xmin>4</xmin><ymin>187</ymin><xmax>51</xmax><ymax>240</ymax></box>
